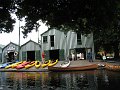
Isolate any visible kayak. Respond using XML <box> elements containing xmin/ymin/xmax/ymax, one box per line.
<box><xmin>25</xmin><ymin>61</ymin><xmax>35</xmax><ymax>69</ymax></box>
<box><xmin>60</xmin><ymin>60</ymin><xmax>71</xmax><ymax>67</ymax></box>
<box><xmin>12</xmin><ymin>61</ymin><xmax>23</xmax><ymax>68</ymax></box>
<box><xmin>16</xmin><ymin>61</ymin><xmax>30</xmax><ymax>69</ymax></box>
<box><xmin>41</xmin><ymin>60</ymin><xmax>51</xmax><ymax>68</ymax></box>
<box><xmin>35</xmin><ymin>61</ymin><xmax>41</xmax><ymax>69</ymax></box>
<box><xmin>48</xmin><ymin>59</ymin><xmax>58</xmax><ymax>67</ymax></box>
<box><xmin>5</xmin><ymin>61</ymin><xmax>23</xmax><ymax>69</ymax></box>
<box><xmin>0</xmin><ymin>62</ymin><xmax>13</xmax><ymax>68</ymax></box>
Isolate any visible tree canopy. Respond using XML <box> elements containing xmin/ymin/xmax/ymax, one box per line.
<box><xmin>0</xmin><ymin>0</ymin><xmax>120</xmax><ymax>35</ymax></box>
<box><xmin>15</xmin><ymin>0</ymin><xmax>120</xmax><ymax>36</ymax></box>
<box><xmin>0</xmin><ymin>0</ymin><xmax>16</xmax><ymax>33</ymax></box>
<box><xmin>0</xmin><ymin>0</ymin><xmax>120</xmax><ymax>58</ymax></box>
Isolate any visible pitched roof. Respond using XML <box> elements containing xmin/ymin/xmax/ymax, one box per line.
<box><xmin>20</xmin><ymin>40</ymin><xmax>41</xmax><ymax>48</ymax></box>
<box><xmin>41</xmin><ymin>29</ymin><xmax>49</xmax><ymax>36</ymax></box>
<box><xmin>2</xmin><ymin>42</ymin><xmax>19</xmax><ymax>51</ymax></box>
<box><xmin>41</xmin><ymin>28</ymin><xmax>64</xmax><ymax>36</ymax></box>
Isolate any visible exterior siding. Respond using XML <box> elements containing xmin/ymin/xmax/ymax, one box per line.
<box><xmin>41</xmin><ymin>29</ymin><xmax>66</xmax><ymax>60</ymax></box>
<box><xmin>0</xmin><ymin>48</ymin><xmax>2</xmax><ymax>62</ymax></box>
<box><xmin>41</xmin><ymin>29</ymin><xmax>66</xmax><ymax>50</ymax></box>
<box><xmin>2</xmin><ymin>42</ymin><xmax>19</xmax><ymax>63</ymax></box>
<box><xmin>41</xmin><ymin>29</ymin><xmax>95</xmax><ymax>60</ymax></box>
<box><xmin>20</xmin><ymin>40</ymin><xmax>41</xmax><ymax>61</ymax></box>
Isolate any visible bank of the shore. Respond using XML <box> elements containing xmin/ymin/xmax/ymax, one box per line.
<box><xmin>0</xmin><ymin>60</ymin><xmax>119</xmax><ymax>72</ymax></box>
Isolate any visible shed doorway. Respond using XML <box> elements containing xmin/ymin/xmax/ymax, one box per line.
<box><xmin>7</xmin><ymin>51</ymin><xmax>14</xmax><ymax>62</ymax></box>
<box><xmin>27</xmin><ymin>51</ymin><xmax>35</xmax><ymax>61</ymax></box>
<box><xmin>75</xmin><ymin>48</ymin><xmax>86</xmax><ymax>60</ymax></box>
<box><xmin>49</xmin><ymin>49</ymin><xmax>59</xmax><ymax>61</ymax></box>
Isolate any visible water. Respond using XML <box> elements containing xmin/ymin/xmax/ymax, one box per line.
<box><xmin>0</xmin><ymin>70</ymin><xmax>120</xmax><ymax>90</ymax></box>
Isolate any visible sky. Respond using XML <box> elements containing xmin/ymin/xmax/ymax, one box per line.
<box><xmin>0</xmin><ymin>15</ymin><xmax>48</xmax><ymax>46</ymax></box>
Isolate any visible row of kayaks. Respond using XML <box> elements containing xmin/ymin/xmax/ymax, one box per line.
<box><xmin>0</xmin><ymin>59</ymin><xmax>58</xmax><ymax>69</ymax></box>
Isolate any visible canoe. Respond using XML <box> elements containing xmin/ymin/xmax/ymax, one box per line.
<box><xmin>35</xmin><ymin>61</ymin><xmax>41</xmax><ymax>68</ymax></box>
<box><xmin>105</xmin><ymin>63</ymin><xmax>120</xmax><ymax>71</ymax></box>
<box><xmin>16</xmin><ymin>61</ymin><xmax>30</xmax><ymax>69</ymax></box>
<box><xmin>41</xmin><ymin>60</ymin><xmax>51</xmax><ymax>68</ymax></box>
<box><xmin>60</xmin><ymin>60</ymin><xmax>70</xmax><ymax>67</ymax></box>
<box><xmin>25</xmin><ymin>61</ymin><xmax>35</xmax><ymax>69</ymax></box>
<box><xmin>48</xmin><ymin>64</ymin><xmax>98</xmax><ymax>72</ymax></box>
<box><xmin>48</xmin><ymin>59</ymin><xmax>58</xmax><ymax>67</ymax></box>
<box><xmin>5</xmin><ymin>61</ymin><xmax>23</xmax><ymax>69</ymax></box>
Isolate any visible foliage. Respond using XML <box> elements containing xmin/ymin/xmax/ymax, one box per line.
<box><xmin>0</xmin><ymin>0</ymin><xmax>120</xmax><ymax>58</ymax></box>
<box><xmin>0</xmin><ymin>0</ymin><xmax>16</xmax><ymax>33</ymax></box>
<box><xmin>13</xmin><ymin>0</ymin><xmax>119</xmax><ymax>36</ymax></box>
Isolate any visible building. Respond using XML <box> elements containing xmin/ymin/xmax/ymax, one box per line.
<box><xmin>2</xmin><ymin>42</ymin><xmax>19</xmax><ymax>63</ymax></box>
<box><xmin>20</xmin><ymin>40</ymin><xmax>41</xmax><ymax>61</ymax></box>
<box><xmin>41</xmin><ymin>29</ymin><xmax>95</xmax><ymax>61</ymax></box>
<box><xmin>41</xmin><ymin>29</ymin><xmax>65</xmax><ymax>61</ymax></box>
<box><xmin>0</xmin><ymin>44</ymin><xmax>5</xmax><ymax>62</ymax></box>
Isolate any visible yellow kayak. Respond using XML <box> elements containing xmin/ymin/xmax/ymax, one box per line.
<box><xmin>41</xmin><ymin>60</ymin><xmax>51</xmax><ymax>68</ymax></box>
<box><xmin>25</xmin><ymin>61</ymin><xmax>35</xmax><ymax>69</ymax></box>
<box><xmin>12</xmin><ymin>61</ymin><xmax>24</xmax><ymax>68</ymax></box>
<box><xmin>48</xmin><ymin>59</ymin><xmax>58</xmax><ymax>67</ymax></box>
<box><xmin>5</xmin><ymin>61</ymin><xmax>23</xmax><ymax>69</ymax></box>
<box><xmin>35</xmin><ymin>61</ymin><xmax>41</xmax><ymax>69</ymax></box>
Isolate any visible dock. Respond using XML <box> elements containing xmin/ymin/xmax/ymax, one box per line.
<box><xmin>0</xmin><ymin>60</ymin><xmax>119</xmax><ymax>72</ymax></box>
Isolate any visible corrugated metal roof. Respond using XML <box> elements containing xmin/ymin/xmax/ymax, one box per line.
<box><xmin>41</xmin><ymin>28</ymin><xmax>65</xmax><ymax>36</ymax></box>
<box><xmin>2</xmin><ymin>42</ymin><xmax>19</xmax><ymax>51</ymax></box>
<box><xmin>20</xmin><ymin>39</ymin><xmax>41</xmax><ymax>48</ymax></box>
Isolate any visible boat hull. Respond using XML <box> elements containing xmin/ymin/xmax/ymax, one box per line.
<box><xmin>42</xmin><ymin>60</ymin><xmax>51</xmax><ymax>68</ymax></box>
<box><xmin>25</xmin><ymin>61</ymin><xmax>35</xmax><ymax>69</ymax></box>
<box><xmin>105</xmin><ymin>64</ymin><xmax>120</xmax><ymax>71</ymax></box>
<box><xmin>48</xmin><ymin>64</ymin><xmax>98</xmax><ymax>71</ymax></box>
<box><xmin>48</xmin><ymin>59</ymin><xmax>58</xmax><ymax>67</ymax></box>
<box><xmin>35</xmin><ymin>61</ymin><xmax>41</xmax><ymax>68</ymax></box>
<box><xmin>60</xmin><ymin>60</ymin><xmax>70</xmax><ymax>67</ymax></box>
<box><xmin>16</xmin><ymin>61</ymin><xmax>30</xmax><ymax>69</ymax></box>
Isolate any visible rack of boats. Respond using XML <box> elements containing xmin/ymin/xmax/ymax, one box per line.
<box><xmin>0</xmin><ymin>60</ymin><xmax>120</xmax><ymax>72</ymax></box>
<box><xmin>0</xmin><ymin>59</ymin><xmax>58</xmax><ymax>70</ymax></box>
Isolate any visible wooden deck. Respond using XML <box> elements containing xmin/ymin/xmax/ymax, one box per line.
<box><xmin>0</xmin><ymin>60</ymin><xmax>119</xmax><ymax>72</ymax></box>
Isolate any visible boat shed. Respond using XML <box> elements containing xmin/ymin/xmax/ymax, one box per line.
<box><xmin>20</xmin><ymin>40</ymin><xmax>41</xmax><ymax>61</ymax></box>
<box><xmin>41</xmin><ymin>29</ymin><xmax>95</xmax><ymax>61</ymax></box>
<box><xmin>41</xmin><ymin>29</ymin><xmax>65</xmax><ymax>61</ymax></box>
<box><xmin>2</xmin><ymin>42</ymin><xmax>19</xmax><ymax>63</ymax></box>
<box><xmin>0</xmin><ymin>44</ymin><xmax>5</xmax><ymax>62</ymax></box>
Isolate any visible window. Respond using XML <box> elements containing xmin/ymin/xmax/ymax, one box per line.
<box><xmin>43</xmin><ymin>36</ymin><xmax>47</xmax><ymax>43</ymax></box>
<box><xmin>77</xmin><ymin>34</ymin><xmax>82</xmax><ymax>45</ymax></box>
<box><xmin>50</xmin><ymin>35</ymin><xmax>54</xmax><ymax>47</ymax></box>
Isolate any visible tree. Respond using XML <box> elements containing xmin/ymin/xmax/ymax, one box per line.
<box><xmin>0</xmin><ymin>0</ymin><xmax>16</xmax><ymax>33</ymax></box>
<box><xmin>15</xmin><ymin>0</ymin><xmax>120</xmax><ymax>59</ymax></box>
<box><xmin>0</xmin><ymin>0</ymin><xmax>120</xmax><ymax>59</ymax></box>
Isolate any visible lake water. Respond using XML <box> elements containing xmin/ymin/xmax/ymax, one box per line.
<box><xmin>0</xmin><ymin>70</ymin><xmax>120</xmax><ymax>90</ymax></box>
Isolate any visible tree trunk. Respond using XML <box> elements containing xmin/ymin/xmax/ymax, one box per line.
<box><xmin>113</xmin><ymin>42</ymin><xmax>120</xmax><ymax>60</ymax></box>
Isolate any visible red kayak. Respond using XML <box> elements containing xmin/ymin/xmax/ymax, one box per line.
<box><xmin>16</xmin><ymin>61</ymin><xmax>30</xmax><ymax>69</ymax></box>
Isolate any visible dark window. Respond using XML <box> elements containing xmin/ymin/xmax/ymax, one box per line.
<box><xmin>50</xmin><ymin>35</ymin><xmax>54</xmax><ymax>47</ymax></box>
<box><xmin>43</xmin><ymin>36</ymin><xmax>47</xmax><ymax>43</ymax></box>
<box><xmin>77</xmin><ymin>34</ymin><xmax>82</xmax><ymax>45</ymax></box>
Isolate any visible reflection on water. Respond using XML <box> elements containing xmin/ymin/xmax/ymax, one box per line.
<box><xmin>0</xmin><ymin>70</ymin><xmax>120</xmax><ymax>90</ymax></box>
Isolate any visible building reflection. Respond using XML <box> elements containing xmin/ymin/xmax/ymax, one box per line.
<box><xmin>0</xmin><ymin>70</ymin><xmax>120</xmax><ymax>90</ymax></box>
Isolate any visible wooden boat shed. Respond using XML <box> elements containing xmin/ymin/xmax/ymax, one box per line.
<box><xmin>41</xmin><ymin>29</ymin><xmax>95</xmax><ymax>61</ymax></box>
<box><xmin>0</xmin><ymin>44</ymin><xmax>5</xmax><ymax>62</ymax></box>
<box><xmin>2</xmin><ymin>42</ymin><xmax>19</xmax><ymax>63</ymax></box>
<box><xmin>20</xmin><ymin>40</ymin><xmax>41</xmax><ymax>61</ymax></box>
